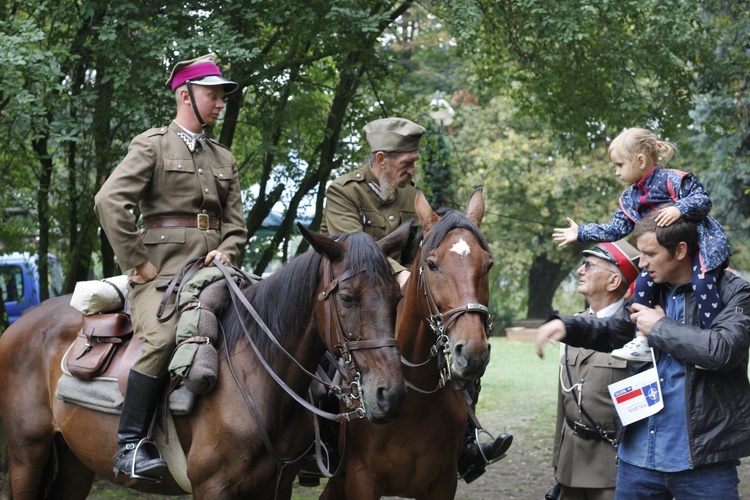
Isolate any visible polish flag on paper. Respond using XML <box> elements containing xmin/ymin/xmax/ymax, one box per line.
<box><xmin>614</xmin><ymin>386</ymin><xmax>643</xmax><ymax>404</ymax></box>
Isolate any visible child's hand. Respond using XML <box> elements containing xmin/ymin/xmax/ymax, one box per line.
<box><xmin>552</xmin><ymin>217</ymin><xmax>579</xmax><ymax>247</ymax></box>
<box><xmin>655</xmin><ymin>206</ymin><xmax>682</xmax><ymax>227</ymax></box>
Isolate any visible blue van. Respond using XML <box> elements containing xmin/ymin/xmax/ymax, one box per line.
<box><xmin>0</xmin><ymin>253</ymin><xmax>64</xmax><ymax>324</ymax></box>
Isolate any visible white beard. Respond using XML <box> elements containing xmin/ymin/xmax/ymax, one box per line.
<box><xmin>378</xmin><ymin>175</ymin><xmax>398</xmax><ymax>203</ymax></box>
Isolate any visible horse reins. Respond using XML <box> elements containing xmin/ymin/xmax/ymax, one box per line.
<box><xmin>211</xmin><ymin>259</ymin><xmax>372</xmax><ymax>424</ymax></box>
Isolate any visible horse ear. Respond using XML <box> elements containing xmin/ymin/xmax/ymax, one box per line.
<box><xmin>377</xmin><ymin>219</ymin><xmax>413</xmax><ymax>257</ymax></box>
<box><xmin>297</xmin><ymin>223</ymin><xmax>344</xmax><ymax>262</ymax></box>
<box><xmin>415</xmin><ymin>187</ymin><xmax>439</xmax><ymax>232</ymax></box>
<box><xmin>465</xmin><ymin>187</ymin><xmax>485</xmax><ymax>228</ymax></box>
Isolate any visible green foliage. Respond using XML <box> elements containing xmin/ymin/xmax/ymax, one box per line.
<box><xmin>454</xmin><ymin>96</ymin><xmax>620</xmax><ymax>319</ymax></box>
<box><xmin>1</xmin><ymin>0</ymin><xmax>747</xmax><ymax>312</ymax></box>
<box><xmin>440</xmin><ymin>0</ymin><xmax>715</xmax><ymax>149</ymax></box>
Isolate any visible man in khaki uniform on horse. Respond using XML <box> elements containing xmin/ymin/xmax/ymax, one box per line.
<box><xmin>321</xmin><ymin>117</ymin><xmax>512</xmax><ymax>482</ymax></box>
<box><xmin>95</xmin><ymin>54</ymin><xmax>247</xmax><ymax>482</ymax></box>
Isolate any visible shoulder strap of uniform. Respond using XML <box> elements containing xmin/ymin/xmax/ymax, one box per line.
<box><xmin>145</xmin><ymin>126</ymin><xmax>169</xmax><ymax>137</ymax></box>
<box><xmin>206</xmin><ymin>137</ymin><xmax>231</xmax><ymax>152</ymax></box>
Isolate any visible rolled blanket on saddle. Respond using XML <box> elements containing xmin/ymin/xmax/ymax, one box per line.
<box><xmin>169</xmin><ymin>267</ymin><xmax>229</xmax><ymax>395</ymax></box>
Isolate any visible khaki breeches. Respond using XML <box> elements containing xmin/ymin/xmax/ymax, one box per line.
<box><xmin>128</xmin><ymin>276</ymin><xmax>178</xmax><ymax>376</ymax></box>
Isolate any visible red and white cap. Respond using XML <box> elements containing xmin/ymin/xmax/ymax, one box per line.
<box><xmin>583</xmin><ymin>239</ymin><xmax>640</xmax><ymax>284</ymax></box>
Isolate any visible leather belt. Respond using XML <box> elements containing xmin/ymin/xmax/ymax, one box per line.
<box><xmin>144</xmin><ymin>214</ymin><xmax>220</xmax><ymax>231</ymax></box>
<box><xmin>565</xmin><ymin>416</ymin><xmax>617</xmax><ymax>442</ymax></box>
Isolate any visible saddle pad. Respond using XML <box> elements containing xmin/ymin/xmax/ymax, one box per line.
<box><xmin>55</xmin><ymin>373</ymin><xmax>195</xmax><ymax>416</ymax></box>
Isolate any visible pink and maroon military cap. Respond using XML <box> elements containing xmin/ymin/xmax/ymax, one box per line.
<box><xmin>166</xmin><ymin>53</ymin><xmax>239</xmax><ymax>94</ymax></box>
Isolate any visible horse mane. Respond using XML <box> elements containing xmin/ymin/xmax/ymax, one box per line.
<box><xmin>221</xmin><ymin>231</ymin><xmax>393</xmax><ymax>359</ymax></box>
<box><xmin>418</xmin><ymin>207</ymin><xmax>491</xmax><ymax>265</ymax></box>
<box><xmin>337</xmin><ymin>232</ymin><xmax>393</xmax><ymax>285</ymax></box>
<box><xmin>221</xmin><ymin>250</ymin><xmax>322</xmax><ymax>358</ymax></box>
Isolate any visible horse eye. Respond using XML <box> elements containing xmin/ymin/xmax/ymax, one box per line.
<box><xmin>426</xmin><ymin>260</ymin><xmax>439</xmax><ymax>272</ymax></box>
<box><xmin>487</xmin><ymin>261</ymin><xmax>494</xmax><ymax>273</ymax></box>
<box><xmin>339</xmin><ymin>294</ymin><xmax>354</xmax><ymax>306</ymax></box>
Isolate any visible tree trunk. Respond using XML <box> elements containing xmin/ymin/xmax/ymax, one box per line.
<box><xmin>253</xmin><ymin>55</ymin><xmax>363</xmax><ymax>274</ymax></box>
<box><xmin>526</xmin><ymin>252</ymin><xmax>569</xmax><ymax>320</ymax></box>
<box><xmin>32</xmin><ymin>130</ymin><xmax>53</xmax><ymax>301</ymax></box>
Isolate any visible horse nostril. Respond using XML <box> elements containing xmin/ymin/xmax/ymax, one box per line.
<box><xmin>376</xmin><ymin>383</ymin><xmax>407</xmax><ymax>412</ymax></box>
<box><xmin>453</xmin><ymin>342</ymin><xmax>464</xmax><ymax>359</ymax></box>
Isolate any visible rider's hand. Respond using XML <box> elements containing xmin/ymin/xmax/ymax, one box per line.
<box><xmin>130</xmin><ymin>260</ymin><xmax>158</xmax><ymax>284</ymax></box>
<box><xmin>205</xmin><ymin>250</ymin><xmax>230</xmax><ymax>267</ymax></box>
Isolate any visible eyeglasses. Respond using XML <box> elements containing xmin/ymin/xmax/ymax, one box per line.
<box><xmin>581</xmin><ymin>259</ymin><xmax>618</xmax><ymax>274</ymax></box>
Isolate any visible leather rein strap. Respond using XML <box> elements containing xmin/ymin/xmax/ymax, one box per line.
<box><xmin>211</xmin><ymin>260</ymin><xmax>366</xmax><ymax>425</ymax></box>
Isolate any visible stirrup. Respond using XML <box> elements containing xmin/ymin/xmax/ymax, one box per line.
<box><xmin>114</xmin><ymin>438</ymin><xmax>166</xmax><ymax>483</ymax></box>
<box><xmin>472</xmin><ymin>427</ymin><xmax>506</xmax><ymax>466</ymax></box>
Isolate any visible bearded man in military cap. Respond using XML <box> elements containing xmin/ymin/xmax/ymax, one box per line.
<box><xmin>319</xmin><ymin>117</ymin><xmax>512</xmax><ymax>483</ymax></box>
<box><xmin>321</xmin><ymin>117</ymin><xmax>425</xmax><ymax>287</ymax></box>
<box><xmin>94</xmin><ymin>53</ymin><xmax>247</xmax><ymax>482</ymax></box>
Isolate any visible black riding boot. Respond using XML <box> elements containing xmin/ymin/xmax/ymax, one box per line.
<box><xmin>457</xmin><ymin>381</ymin><xmax>513</xmax><ymax>484</ymax></box>
<box><xmin>112</xmin><ymin>369</ymin><xmax>169</xmax><ymax>482</ymax></box>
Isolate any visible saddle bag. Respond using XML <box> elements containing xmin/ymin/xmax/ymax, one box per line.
<box><xmin>66</xmin><ymin>312</ymin><xmax>133</xmax><ymax>380</ymax></box>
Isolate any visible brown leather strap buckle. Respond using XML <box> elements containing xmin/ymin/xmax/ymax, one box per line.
<box><xmin>197</xmin><ymin>213</ymin><xmax>210</xmax><ymax>230</ymax></box>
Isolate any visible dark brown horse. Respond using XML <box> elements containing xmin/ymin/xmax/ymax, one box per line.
<box><xmin>323</xmin><ymin>188</ymin><xmax>492</xmax><ymax>499</ymax></box>
<box><xmin>0</xmin><ymin>226</ymin><xmax>411</xmax><ymax>499</ymax></box>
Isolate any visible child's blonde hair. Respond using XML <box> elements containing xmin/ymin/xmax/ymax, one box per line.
<box><xmin>608</xmin><ymin>127</ymin><xmax>678</xmax><ymax>166</ymax></box>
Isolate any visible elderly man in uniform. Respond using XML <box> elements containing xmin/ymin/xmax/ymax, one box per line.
<box><xmin>553</xmin><ymin>240</ymin><xmax>639</xmax><ymax>500</ymax></box>
<box><xmin>95</xmin><ymin>54</ymin><xmax>247</xmax><ymax>482</ymax></box>
<box><xmin>320</xmin><ymin>117</ymin><xmax>512</xmax><ymax>482</ymax></box>
<box><xmin>321</xmin><ymin>117</ymin><xmax>422</xmax><ymax>287</ymax></box>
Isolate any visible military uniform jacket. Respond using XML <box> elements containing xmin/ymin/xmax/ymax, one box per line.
<box><xmin>321</xmin><ymin>164</ymin><xmax>420</xmax><ymax>273</ymax></box>
<box><xmin>95</xmin><ymin>121</ymin><xmax>247</xmax><ymax>276</ymax></box>
<box><xmin>553</xmin><ymin>300</ymin><xmax>628</xmax><ymax>490</ymax></box>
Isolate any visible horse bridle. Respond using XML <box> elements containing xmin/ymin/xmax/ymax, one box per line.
<box><xmin>400</xmin><ymin>256</ymin><xmax>492</xmax><ymax>392</ymax></box>
<box><xmin>317</xmin><ymin>257</ymin><xmax>400</xmax><ymax>417</ymax></box>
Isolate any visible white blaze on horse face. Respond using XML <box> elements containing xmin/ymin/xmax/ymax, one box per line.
<box><xmin>449</xmin><ymin>238</ymin><xmax>471</xmax><ymax>258</ymax></box>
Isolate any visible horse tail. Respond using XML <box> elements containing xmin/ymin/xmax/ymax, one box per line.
<box><xmin>37</xmin><ymin>434</ymin><xmax>64</xmax><ymax>500</ymax></box>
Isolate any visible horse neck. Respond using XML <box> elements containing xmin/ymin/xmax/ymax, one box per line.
<box><xmin>230</xmin><ymin>270</ymin><xmax>327</xmax><ymax>396</ymax></box>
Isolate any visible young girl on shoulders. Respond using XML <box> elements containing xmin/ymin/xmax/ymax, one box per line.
<box><xmin>553</xmin><ymin>127</ymin><xmax>731</xmax><ymax>361</ymax></box>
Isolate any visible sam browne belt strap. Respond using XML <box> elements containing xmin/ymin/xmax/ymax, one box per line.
<box><xmin>144</xmin><ymin>214</ymin><xmax>220</xmax><ymax>231</ymax></box>
<box><xmin>565</xmin><ymin>416</ymin><xmax>617</xmax><ymax>442</ymax></box>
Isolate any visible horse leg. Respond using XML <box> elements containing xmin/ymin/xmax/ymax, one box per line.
<box><xmin>3</xmin><ymin>412</ymin><xmax>56</xmax><ymax>499</ymax></box>
<box><xmin>416</xmin><ymin>473</ymin><xmax>458</xmax><ymax>500</ymax></box>
<box><xmin>320</xmin><ymin>475</ymin><xmax>347</xmax><ymax>499</ymax></box>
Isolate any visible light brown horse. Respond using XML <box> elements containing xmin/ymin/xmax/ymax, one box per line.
<box><xmin>322</xmin><ymin>188</ymin><xmax>492</xmax><ymax>499</ymax></box>
<box><xmin>0</xmin><ymin>226</ymin><xmax>411</xmax><ymax>499</ymax></box>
